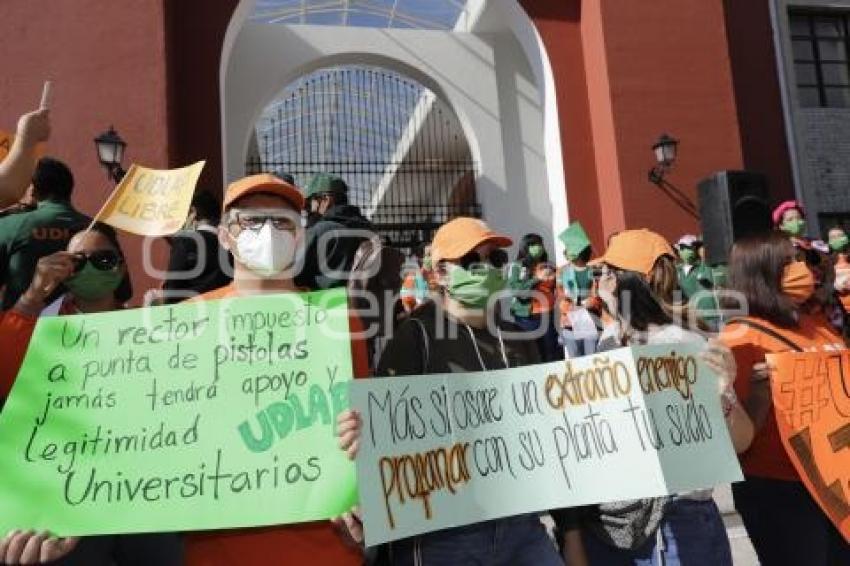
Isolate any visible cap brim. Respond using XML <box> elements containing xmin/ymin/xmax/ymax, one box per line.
<box><xmin>226</xmin><ymin>183</ymin><xmax>305</xmax><ymax>211</ymax></box>
<box><xmin>434</xmin><ymin>232</ymin><xmax>513</xmax><ymax>263</ymax></box>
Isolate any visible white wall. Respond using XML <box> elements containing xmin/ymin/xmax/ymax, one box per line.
<box><xmin>221</xmin><ymin>2</ymin><xmax>566</xmax><ymax>255</ymax></box>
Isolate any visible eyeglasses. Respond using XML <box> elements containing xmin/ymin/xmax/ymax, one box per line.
<box><xmin>230</xmin><ymin>213</ymin><xmax>298</xmax><ymax>233</ymax></box>
<box><xmin>74</xmin><ymin>250</ymin><xmax>123</xmax><ymax>272</ymax></box>
<box><xmin>458</xmin><ymin>249</ymin><xmax>509</xmax><ymax>271</ymax></box>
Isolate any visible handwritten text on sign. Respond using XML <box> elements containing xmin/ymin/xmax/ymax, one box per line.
<box><xmin>351</xmin><ymin>344</ymin><xmax>743</xmax><ymax>546</ymax></box>
<box><xmin>0</xmin><ymin>289</ymin><xmax>356</xmax><ymax>536</ymax></box>
<box><xmin>95</xmin><ymin>161</ymin><xmax>205</xmax><ymax>236</ymax></box>
<box><xmin>767</xmin><ymin>350</ymin><xmax>850</xmax><ymax>542</ymax></box>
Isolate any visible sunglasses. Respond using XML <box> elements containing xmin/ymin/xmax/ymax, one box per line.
<box><xmin>231</xmin><ymin>213</ymin><xmax>298</xmax><ymax>233</ymax></box>
<box><xmin>73</xmin><ymin>250</ymin><xmax>123</xmax><ymax>272</ymax></box>
<box><xmin>591</xmin><ymin>265</ymin><xmax>617</xmax><ymax>279</ymax></box>
<box><xmin>458</xmin><ymin>249</ymin><xmax>509</xmax><ymax>270</ymax></box>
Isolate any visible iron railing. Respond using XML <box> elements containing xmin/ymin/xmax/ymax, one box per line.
<box><xmin>246</xmin><ymin>65</ymin><xmax>480</xmax><ymax>251</ymax></box>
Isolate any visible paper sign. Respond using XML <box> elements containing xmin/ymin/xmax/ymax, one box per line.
<box><xmin>0</xmin><ymin>289</ymin><xmax>357</xmax><ymax>536</ymax></box>
<box><xmin>558</xmin><ymin>222</ymin><xmax>591</xmax><ymax>257</ymax></box>
<box><xmin>0</xmin><ymin>130</ymin><xmax>46</xmax><ymax>164</ymax></box>
<box><xmin>41</xmin><ymin>81</ymin><xmax>52</xmax><ymax>109</ymax></box>
<box><xmin>0</xmin><ymin>130</ymin><xmax>12</xmax><ymax>162</ymax></box>
<box><xmin>351</xmin><ymin>343</ymin><xmax>743</xmax><ymax>546</ymax></box>
<box><xmin>767</xmin><ymin>350</ymin><xmax>850</xmax><ymax>542</ymax></box>
<box><xmin>95</xmin><ymin>161</ymin><xmax>205</xmax><ymax>236</ymax></box>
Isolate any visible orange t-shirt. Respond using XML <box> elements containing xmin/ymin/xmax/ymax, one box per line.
<box><xmin>184</xmin><ymin>283</ymin><xmax>365</xmax><ymax>566</ymax></box>
<box><xmin>720</xmin><ymin>314</ymin><xmax>846</xmax><ymax>481</ymax></box>
<box><xmin>531</xmin><ymin>265</ymin><xmax>556</xmax><ymax>316</ymax></box>
<box><xmin>0</xmin><ymin>309</ymin><xmax>38</xmax><ymax>399</ymax></box>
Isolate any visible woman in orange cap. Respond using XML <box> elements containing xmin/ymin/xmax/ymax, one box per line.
<box><xmin>336</xmin><ymin>217</ymin><xmax>563</xmax><ymax>566</ymax></box>
<box><xmin>555</xmin><ymin>229</ymin><xmax>753</xmax><ymax>566</ymax></box>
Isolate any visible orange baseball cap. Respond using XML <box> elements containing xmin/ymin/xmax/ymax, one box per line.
<box><xmin>590</xmin><ymin>229</ymin><xmax>675</xmax><ymax>275</ymax></box>
<box><xmin>431</xmin><ymin>217</ymin><xmax>513</xmax><ymax>264</ymax></box>
<box><xmin>223</xmin><ymin>174</ymin><xmax>305</xmax><ymax>211</ymax></box>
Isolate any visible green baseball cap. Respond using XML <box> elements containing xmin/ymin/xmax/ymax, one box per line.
<box><xmin>306</xmin><ymin>173</ymin><xmax>348</xmax><ymax>198</ymax></box>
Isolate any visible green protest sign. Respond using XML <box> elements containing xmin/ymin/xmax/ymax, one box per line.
<box><xmin>0</xmin><ymin>289</ymin><xmax>357</xmax><ymax>535</ymax></box>
<box><xmin>351</xmin><ymin>343</ymin><xmax>743</xmax><ymax>546</ymax></box>
<box><xmin>558</xmin><ymin>222</ymin><xmax>591</xmax><ymax>257</ymax></box>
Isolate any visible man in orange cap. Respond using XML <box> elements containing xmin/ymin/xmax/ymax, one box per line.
<box><xmin>183</xmin><ymin>173</ymin><xmax>366</xmax><ymax>566</ymax></box>
<box><xmin>335</xmin><ymin>217</ymin><xmax>564</xmax><ymax>565</ymax></box>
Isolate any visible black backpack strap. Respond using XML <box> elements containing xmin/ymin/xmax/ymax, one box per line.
<box><xmin>725</xmin><ymin>318</ymin><xmax>805</xmax><ymax>352</ymax></box>
<box><xmin>409</xmin><ymin>317</ymin><xmax>431</xmax><ymax>373</ymax></box>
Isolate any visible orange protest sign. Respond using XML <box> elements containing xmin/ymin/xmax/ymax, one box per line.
<box><xmin>0</xmin><ymin>130</ymin><xmax>12</xmax><ymax>162</ymax></box>
<box><xmin>767</xmin><ymin>350</ymin><xmax>850</xmax><ymax>542</ymax></box>
<box><xmin>94</xmin><ymin>161</ymin><xmax>205</xmax><ymax>236</ymax></box>
<box><xmin>0</xmin><ymin>129</ymin><xmax>47</xmax><ymax>163</ymax></box>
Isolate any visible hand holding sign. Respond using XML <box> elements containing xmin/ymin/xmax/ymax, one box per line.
<box><xmin>0</xmin><ymin>530</ymin><xmax>79</xmax><ymax>564</ymax></box>
<box><xmin>350</xmin><ymin>344</ymin><xmax>743</xmax><ymax>546</ymax></box>
<box><xmin>15</xmin><ymin>108</ymin><xmax>50</xmax><ymax>149</ymax></box>
<box><xmin>0</xmin><ymin>290</ymin><xmax>357</xmax><ymax>536</ymax></box>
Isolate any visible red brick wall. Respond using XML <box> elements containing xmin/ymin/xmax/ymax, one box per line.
<box><xmin>582</xmin><ymin>0</ymin><xmax>745</xmax><ymax>243</ymax></box>
<box><xmin>0</xmin><ymin>0</ymin><xmax>172</xmax><ymax>303</ymax></box>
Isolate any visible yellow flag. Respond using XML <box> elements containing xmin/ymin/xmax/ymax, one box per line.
<box><xmin>95</xmin><ymin>161</ymin><xmax>206</xmax><ymax>236</ymax></box>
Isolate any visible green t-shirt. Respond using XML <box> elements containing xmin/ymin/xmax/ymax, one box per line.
<box><xmin>0</xmin><ymin>200</ymin><xmax>90</xmax><ymax>309</ymax></box>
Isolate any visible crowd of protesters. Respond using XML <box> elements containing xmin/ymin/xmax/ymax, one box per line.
<box><xmin>0</xmin><ymin>105</ymin><xmax>849</xmax><ymax>566</ymax></box>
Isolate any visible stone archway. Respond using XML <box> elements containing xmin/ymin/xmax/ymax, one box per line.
<box><xmin>221</xmin><ymin>0</ymin><xmax>569</xmax><ymax>253</ymax></box>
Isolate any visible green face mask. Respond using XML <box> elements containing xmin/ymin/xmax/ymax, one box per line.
<box><xmin>679</xmin><ymin>248</ymin><xmax>697</xmax><ymax>264</ymax></box>
<box><xmin>423</xmin><ymin>257</ymin><xmax>433</xmax><ymax>271</ymax></box>
<box><xmin>447</xmin><ymin>265</ymin><xmax>505</xmax><ymax>309</ymax></box>
<box><xmin>829</xmin><ymin>235</ymin><xmax>849</xmax><ymax>253</ymax></box>
<box><xmin>781</xmin><ymin>218</ymin><xmax>806</xmax><ymax>237</ymax></box>
<box><xmin>528</xmin><ymin>244</ymin><xmax>544</xmax><ymax>260</ymax></box>
<box><xmin>65</xmin><ymin>263</ymin><xmax>123</xmax><ymax>301</ymax></box>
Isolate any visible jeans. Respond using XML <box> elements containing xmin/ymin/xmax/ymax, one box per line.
<box><xmin>580</xmin><ymin>499</ymin><xmax>732</xmax><ymax>566</ymax></box>
<box><xmin>733</xmin><ymin>476</ymin><xmax>850</xmax><ymax>566</ymax></box>
<box><xmin>386</xmin><ymin>514</ymin><xmax>561</xmax><ymax>566</ymax></box>
<box><xmin>560</xmin><ymin>329</ymin><xmax>598</xmax><ymax>359</ymax></box>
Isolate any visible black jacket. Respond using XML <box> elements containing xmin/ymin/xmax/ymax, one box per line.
<box><xmin>296</xmin><ymin>204</ymin><xmax>373</xmax><ymax>290</ymax></box>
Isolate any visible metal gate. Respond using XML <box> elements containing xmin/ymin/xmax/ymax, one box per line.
<box><xmin>246</xmin><ymin>65</ymin><xmax>480</xmax><ymax>251</ymax></box>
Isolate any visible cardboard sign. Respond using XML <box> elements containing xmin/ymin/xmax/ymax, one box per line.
<box><xmin>0</xmin><ymin>289</ymin><xmax>356</xmax><ymax>536</ymax></box>
<box><xmin>0</xmin><ymin>130</ymin><xmax>11</xmax><ymax>162</ymax></box>
<box><xmin>767</xmin><ymin>350</ymin><xmax>850</xmax><ymax>542</ymax></box>
<box><xmin>95</xmin><ymin>161</ymin><xmax>205</xmax><ymax>236</ymax></box>
<box><xmin>351</xmin><ymin>343</ymin><xmax>743</xmax><ymax>546</ymax></box>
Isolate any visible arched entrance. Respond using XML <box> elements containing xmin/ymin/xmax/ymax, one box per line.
<box><xmin>247</xmin><ymin>64</ymin><xmax>480</xmax><ymax>250</ymax></box>
<box><xmin>221</xmin><ymin>0</ymin><xmax>569</xmax><ymax>254</ymax></box>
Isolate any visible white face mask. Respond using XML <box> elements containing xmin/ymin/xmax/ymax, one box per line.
<box><xmin>235</xmin><ymin>221</ymin><xmax>296</xmax><ymax>278</ymax></box>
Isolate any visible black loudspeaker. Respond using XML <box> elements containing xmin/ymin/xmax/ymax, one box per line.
<box><xmin>697</xmin><ymin>171</ymin><xmax>772</xmax><ymax>265</ymax></box>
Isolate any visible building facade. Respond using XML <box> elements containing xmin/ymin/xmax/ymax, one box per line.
<box><xmin>3</xmin><ymin>0</ymin><xmax>843</xmax><ymax>302</ymax></box>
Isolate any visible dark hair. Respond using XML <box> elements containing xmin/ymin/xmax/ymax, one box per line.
<box><xmin>575</xmin><ymin>246</ymin><xmax>592</xmax><ymax>264</ymax></box>
<box><xmin>726</xmin><ymin>231</ymin><xmax>797</xmax><ymax>327</ymax></box>
<box><xmin>74</xmin><ymin>222</ymin><xmax>134</xmax><ymax>303</ymax></box>
<box><xmin>32</xmin><ymin>157</ymin><xmax>74</xmax><ymax>201</ymax></box>
<box><xmin>273</xmin><ymin>170</ymin><xmax>296</xmax><ymax>185</ymax></box>
<box><xmin>516</xmin><ymin>233</ymin><xmax>549</xmax><ymax>266</ymax></box>
<box><xmin>614</xmin><ymin>269</ymin><xmax>673</xmax><ymax>332</ymax></box>
<box><xmin>192</xmin><ymin>190</ymin><xmax>221</xmax><ymax>225</ymax></box>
